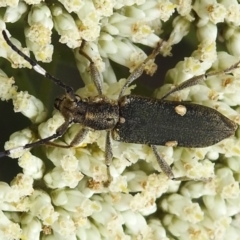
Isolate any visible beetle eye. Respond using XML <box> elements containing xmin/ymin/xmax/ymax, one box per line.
<box><xmin>54</xmin><ymin>97</ymin><xmax>63</xmax><ymax>109</ymax></box>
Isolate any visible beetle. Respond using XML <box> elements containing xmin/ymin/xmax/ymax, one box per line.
<box><xmin>0</xmin><ymin>29</ymin><xmax>239</xmax><ymax>181</ymax></box>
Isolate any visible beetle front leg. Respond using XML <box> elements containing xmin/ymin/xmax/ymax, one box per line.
<box><xmin>151</xmin><ymin>145</ymin><xmax>174</xmax><ymax>179</ymax></box>
<box><xmin>79</xmin><ymin>41</ymin><xmax>103</xmax><ymax>95</ymax></box>
<box><xmin>1</xmin><ymin>120</ymin><xmax>71</xmax><ymax>158</ymax></box>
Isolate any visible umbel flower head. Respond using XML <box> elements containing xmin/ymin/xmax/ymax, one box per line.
<box><xmin>0</xmin><ymin>0</ymin><xmax>240</xmax><ymax>239</ymax></box>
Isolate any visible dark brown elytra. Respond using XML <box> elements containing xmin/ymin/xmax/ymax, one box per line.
<box><xmin>1</xmin><ymin>29</ymin><xmax>239</xmax><ymax>182</ymax></box>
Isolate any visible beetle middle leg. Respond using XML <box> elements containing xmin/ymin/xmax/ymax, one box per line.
<box><xmin>119</xmin><ymin>40</ymin><xmax>164</xmax><ymax>98</ymax></box>
<box><xmin>45</xmin><ymin>128</ymin><xmax>90</xmax><ymax>148</ymax></box>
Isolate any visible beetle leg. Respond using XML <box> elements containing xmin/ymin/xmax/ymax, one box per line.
<box><xmin>45</xmin><ymin>127</ymin><xmax>90</xmax><ymax>148</ymax></box>
<box><xmin>173</xmin><ymin>176</ymin><xmax>212</xmax><ymax>182</ymax></box>
<box><xmin>151</xmin><ymin>145</ymin><xmax>174</xmax><ymax>179</ymax></box>
<box><xmin>69</xmin><ymin>128</ymin><xmax>90</xmax><ymax>146</ymax></box>
<box><xmin>79</xmin><ymin>41</ymin><xmax>103</xmax><ymax>95</ymax></box>
<box><xmin>0</xmin><ymin>120</ymin><xmax>71</xmax><ymax>158</ymax></box>
<box><xmin>119</xmin><ymin>40</ymin><xmax>164</xmax><ymax>98</ymax></box>
<box><xmin>161</xmin><ymin>59</ymin><xmax>240</xmax><ymax>100</ymax></box>
<box><xmin>105</xmin><ymin>131</ymin><xmax>113</xmax><ymax>184</ymax></box>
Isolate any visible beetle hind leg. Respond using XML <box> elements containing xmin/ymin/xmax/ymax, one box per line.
<box><xmin>151</xmin><ymin>145</ymin><xmax>175</xmax><ymax>179</ymax></box>
<box><xmin>161</xmin><ymin>59</ymin><xmax>240</xmax><ymax>100</ymax></box>
<box><xmin>151</xmin><ymin>145</ymin><xmax>213</xmax><ymax>182</ymax></box>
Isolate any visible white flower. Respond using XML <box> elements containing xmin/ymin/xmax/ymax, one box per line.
<box><xmin>1</xmin><ymin>0</ymin><xmax>240</xmax><ymax>239</ymax></box>
<box><xmin>0</xmin><ymin>69</ymin><xmax>17</xmax><ymax>100</ymax></box>
<box><xmin>13</xmin><ymin>91</ymin><xmax>47</xmax><ymax>123</ymax></box>
<box><xmin>4</xmin><ymin>2</ymin><xmax>27</xmax><ymax>23</ymax></box>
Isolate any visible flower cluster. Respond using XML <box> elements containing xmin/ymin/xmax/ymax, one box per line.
<box><xmin>0</xmin><ymin>0</ymin><xmax>240</xmax><ymax>239</ymax></box>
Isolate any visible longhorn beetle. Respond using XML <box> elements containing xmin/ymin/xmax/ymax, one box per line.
<box><xmin>0</xmin><ymin>29</ymin><xmax>239</xmax><ymax>181</ymax></box>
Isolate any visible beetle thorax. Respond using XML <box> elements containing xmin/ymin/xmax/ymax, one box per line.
<box><xmin>54</xmin><ymin>94</ymin><xmax>119</xmax><ymax>130</ymax></box>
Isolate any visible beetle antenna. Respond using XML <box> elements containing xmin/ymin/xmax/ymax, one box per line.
<box><xmin>2</xmin><ymin>30</ymin><xmax>75</xmax><ymax>97</ymax></box>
